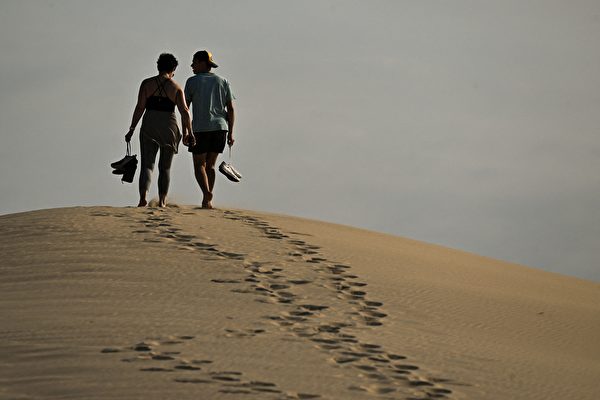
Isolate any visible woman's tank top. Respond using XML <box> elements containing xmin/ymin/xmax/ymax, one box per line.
<box><xmin>145</xmin><ymin>77</ymin><xmax>176</xmax><ymax>112</ymax></box>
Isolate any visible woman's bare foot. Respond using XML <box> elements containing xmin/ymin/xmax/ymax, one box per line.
<box><xmin>138</xmin><ymin>199</ymin><xmax>148</xmax><ymax>207</ymax></box>
<box><xmin>202</xmin><ymin>192</ymin><xmax>213</xmax><ymax>209</ymax></box>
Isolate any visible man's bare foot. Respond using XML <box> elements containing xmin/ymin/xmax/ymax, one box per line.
<box><xmin>138</xmin><ymin>199</ymin><xmax>148</xmax><ymax>207</ymax></box>
<box><xmin>201</xmin><ymin>201</ymin><xmax>213</xmax><ymax>209</ymax></box>
<box><xmin>158</xmin><ymin>197</ymin><xmax>167</xmax><ymax>208</ymax></box>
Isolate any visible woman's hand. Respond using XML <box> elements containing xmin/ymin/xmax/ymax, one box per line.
<box><xmin>183</xmin><ymin>132</ymin><xmax>196</xmax><ymax>147</ymax></box>
<box><xmin>227</xmin><ymin>133</ymin><xmax>235</xmax><ymax>147</ymax></box>
<box><xmin>125</xmin><ymin>128</ymin><xmax>134</xmax><ymax>142</ymax></box>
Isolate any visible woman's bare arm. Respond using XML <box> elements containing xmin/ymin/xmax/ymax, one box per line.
<box><xmin>175</xmin><ymin>87</ymin><xmax>194</xmax><ymax>146</ymax></box>
<box><xmin>125</xmin><ymin>81</ymin><xmax>148</xmax><ymax>142</ymax></box>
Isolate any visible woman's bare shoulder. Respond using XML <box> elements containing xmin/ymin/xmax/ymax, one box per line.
<box><xmin>168</xmin><ymin>79</ymin><xmax>183</xmax><ymax>91</ymax></box>
<box><xmin>140</xmin><ymin>76</ymin><xmax>157</xmax><ymax>86</ymax></box>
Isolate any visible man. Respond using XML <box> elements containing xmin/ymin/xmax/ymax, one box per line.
<box><xmin>185</xmin><ymin>50</ymin><xmax>235</xmax><ymax>209</ymax></box>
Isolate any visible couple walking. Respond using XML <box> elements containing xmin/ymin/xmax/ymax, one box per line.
<box><xmin>125</xmin><ymin>50</ymin><xmax>235</xmax><ymax>209</ymax></box>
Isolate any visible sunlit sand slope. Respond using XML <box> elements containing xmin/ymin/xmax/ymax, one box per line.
<box><xmin>0</xmin><ymin>206</ymin><xmax>598</xmax><ymax>400</ymax></box>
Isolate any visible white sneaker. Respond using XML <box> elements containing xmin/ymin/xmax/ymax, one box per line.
<box><xmin>219</xmin><ymin>161</ymin><xmax>240</xmax><ymax>182</ymax></box>
<box><xmin>227</xmin><ymin>164</ymin><xmax>242</xmax><ymax>179</ymax></box>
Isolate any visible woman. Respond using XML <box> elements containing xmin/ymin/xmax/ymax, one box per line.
<box><xmin>125</xmin><ymin>53</ymin><xmax>195</xmax><ymax>207</ymax></box>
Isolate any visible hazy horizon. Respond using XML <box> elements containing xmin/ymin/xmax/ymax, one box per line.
<box><xmin>1</xmin><ymin>0</ymin><xmax>599</xmax><ymax>282</ymax></box>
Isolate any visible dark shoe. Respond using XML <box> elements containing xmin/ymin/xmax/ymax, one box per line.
<box><xmin>111</xmin><ymin>155</ymin><xmax>136</xmax><ymax>170</ymax></box>
<box><xmin>121</xmin><ymin>163</ymin><xmax>137</xmax><ymax>183</ymax></box>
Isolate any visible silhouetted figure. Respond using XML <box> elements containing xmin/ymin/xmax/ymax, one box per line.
<box><xmin>184</xmin><ymin>50</ymin><xmax>235</xmax><ymax>209</ymax></box>
<box><xmin>125</xmin><ymin>53</ymin><xmax>195</xmax><ymax>207</ymax></box>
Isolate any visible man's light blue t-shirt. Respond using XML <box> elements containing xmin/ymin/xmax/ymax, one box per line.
<box><xmin>184</xmin><ymin>72</ymin><xmax>234</xmax><ymax>133</ymax></box>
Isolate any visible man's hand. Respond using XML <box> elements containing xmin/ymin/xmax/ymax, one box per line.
<box><xmin>227</xmin><ymin>134</ymin><xmax>235</xmax><ymax>147</ymax></box>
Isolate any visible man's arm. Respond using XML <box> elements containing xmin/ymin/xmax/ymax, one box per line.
<box><xmin>175</xmin><ymin>88</ymin><xmax>195</xmax><ymax>146</ymax></box>
<box><xmin>183</xmin><ymin>79</ymin><xmax>192</xmax><ymax>109</ymax></box>
<box><xmin>226</xmin><ymin>100</ymin><xmax>235</xmax><ymax>146</ymax></box>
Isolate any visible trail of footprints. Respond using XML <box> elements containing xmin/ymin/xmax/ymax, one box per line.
<box><xmin>220</xmin><ymin>211</ymin><xmax>457</xmax><ymax>399</ymax></box>
<box><xmin>101</xmin><ymin>336</ymin><xmax>312</xmax><ymax>398</ymax></box>
<box><xmin>97</xmin><ymin>207</ymin><xmax>460</xmax><ymax>399</ymax></box>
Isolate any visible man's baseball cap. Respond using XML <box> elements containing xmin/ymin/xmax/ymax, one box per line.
<box><xmin>193</xmin><ymin>50</ymin><xmax>218</xmax><ymax>68</ymax></box>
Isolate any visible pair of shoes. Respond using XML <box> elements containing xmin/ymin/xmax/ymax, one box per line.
<box><xmin>219</xmin><ymin>161</ymin><xmax>242</xmax><ymax>182</ymax></box>
<box><xmin>111</xmin><ymin>157</ymin><xmax>138</xmax><ymax>183</ymax></box>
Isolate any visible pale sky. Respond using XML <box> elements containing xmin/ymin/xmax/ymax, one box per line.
<box><xmin>1</xmin><ymin>0</ymin><xmax>599</xmax><ymax>282</ymax></box>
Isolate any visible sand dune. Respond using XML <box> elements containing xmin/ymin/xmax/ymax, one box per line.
<box><xmin>0</xmin><ymin>206</ymin><xmax>598</xmax><ymax>400</ymax></box>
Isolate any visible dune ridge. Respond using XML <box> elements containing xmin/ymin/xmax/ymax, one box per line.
<box><xmin>0</xmin><ymin>206</ymin><xmax>598</xmax><ymax>400</ymax></box>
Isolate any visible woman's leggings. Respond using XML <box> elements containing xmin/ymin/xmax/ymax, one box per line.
<box><xmin>138</xmin><ymin>138</ymin><xmax>175</xmax><ymax>196</ymax></box>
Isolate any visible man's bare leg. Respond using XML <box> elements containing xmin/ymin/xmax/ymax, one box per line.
<box><xmin>206</xmin><ymin>152</ymin><xmax>219</xmax><ymax>192</ymax></box>
<box><xmin>193</xmin><ymin>153</ymin><xmax>213</xmax><ymax>208</ymax></box>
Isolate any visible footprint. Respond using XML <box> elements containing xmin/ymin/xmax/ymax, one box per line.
<box><xmin>248</xmin><ymin>381</ymin><xmax>277</xmax><ymax>388</ymax></box>
<box><xmin>191</xmin><ymin>359</ymin><xmax>213</xmax><ymax>365</ymax></box>
<box><xmin>332</xmin><ymin>263</ymin><xmax>351</xmax><ymax>268</ymax></box>
<box><xmin>174</xmin><ymin>378</ymin><xmax>211</xmax><ymax>384</ymax></box>
<box><xmin>430</xmin><ymin>388</ymin><xmax>453</xmax><ymax>394</ymax></box>
<box><xmin>359</xmin><ymin>343</ymin><xmax>381</xmax><ymax>350</ymax></box>
<box><xmin>333</xmin><ymin>356</ymin><xmax>359</xmax><ymax>364</ymax></box>
<box><xmin>288</xmin><ymin>280</ymin><xmax>312</xmax><ymax>285</ymax></box>
<box><xmin>317</xmin><ymin>325</ymin><xmax>341</xmax><ymax>333</ymax></box>
<box><xmin>211</xmin><ymin>279</ymin><xmax>241</xmax><ymax>284</ymax></box>
<box><xmin>270</xmin><ymin>284</ymin><xmax>290</xmax><ymax>290</ymax></box>
<box><xmin>101</xmin><ymin>348</ymin><xmax>122</xmax><ymax>353</ymax></box>
<box><xmin>175</xmin><ymin>364</ymin><xmax>202</xmax><ymax>371</ymax></box>
<box><xmin>409</xmin><ymin>379</ymin><xmax>434</xmax><ymax>387</ymax></box>
<box><xmin>300</xmin><ymin>304</ymin><xmax>329</xmax><ymax>311</ymax></box>
<box><xmin>219</xmin><ymin>389</ymin><xmax>252</xmax><ymax>394</ymax></box>
<box><xmin>296</xmin><ymin>394</ymin><xmax>321</xmax><ymax>399</ymax></box>
<box><xmin>387</xmin><ymin>354</ymin><xmax>407</xmax><ymax>360</ymax></box>
<box><xmin>141</xmin><ymin>367</ymin><xmax>173</xmax><ymax>372</ymax></box>
<box><xmin>251</xmin><ymin>387</ymin><xmax>282</xmax><ymax>393</ymax></box>
<box><xmin>224</xmin><ymin>328</ymin><xmax>262</xmax><ymax>338</ymax></box>
<box><xmin>368</xmin><ymin>356</ymin><xmax>390</xmax><ymax>363</ymax></box>
<box><xmin>289</xmin><ymin>310</ymin><xmax>314</xmax><ymax>317</ymax></box>
<box><xmin>395</xmin><ymin>364</ymin><xmax>419</xmax><ymax>371</ymax></box>
<box><xmin>133</xmin><ymin>342</ymin><xmax>156</xmax><ymax>352</ymax></box>
<box><xmin>355</xmin><ymin>365</ymin><xmax>378</xmax><ymax>371</ymax></box>
<box><xmin>152</xmin><ymin>354</ymin><xmax>176</xmax><ymax>361</ymax></box>
<box><xmin>211</xmin><ymin>375</ymin><xmax>241</xmax><ymax>382</ymax></box>
<box><xmin>218</xmin><ymin>251</ymin><xmax>246</xmax><ymax>260</ymax></box>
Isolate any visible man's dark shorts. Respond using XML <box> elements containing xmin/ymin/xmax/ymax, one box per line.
<box><xmin>188</xmin><ymin>130</ymin><xmax>227</xmax><ymax>154</ymax></box>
